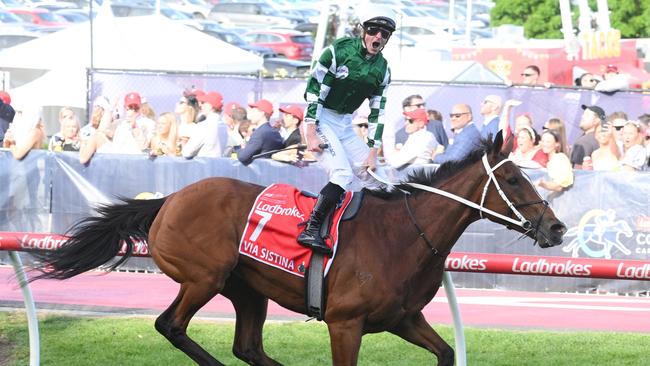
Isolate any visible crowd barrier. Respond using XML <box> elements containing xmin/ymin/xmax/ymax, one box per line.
<box><xmin>2</xmin><ymin>150</ymin><xmax>649</xmax><ymax>293</ymax></box>
<box><xmin>3</xmin><ymin>231</ymin><xmax>650</xmax><ymax>366</ymax></box>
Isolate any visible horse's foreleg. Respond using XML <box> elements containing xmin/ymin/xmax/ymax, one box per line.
<box><xmin>327</xmin><ymin>318</ymin><xmax>364</xmax><ymax>366</ymax></box>
<box><xmin>389</xmin><ymin>311</ymin><xmax>454</xmax><ymax>366</ymax></box>
<box><xmin>223</xmin><ymin>278</ymin><xmax>283</xmax><ymax>366</ymax></box>
<box><xmin>155</xmin><ymin>280</ymin><xmax>226</xmax><ymax>366</ymax></box>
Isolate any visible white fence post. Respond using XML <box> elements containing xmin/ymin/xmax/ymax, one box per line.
<box><xmin>8</xmin><ymin>251</ymin><xmax>40</xmax><ymax>366</ymax></box>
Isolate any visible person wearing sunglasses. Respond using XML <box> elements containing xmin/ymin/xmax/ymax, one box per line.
<box><xmin>432</xmin><ymin>104</ymin><xmax>481</xmax><ymax>164</ymax></box>
<box><xmin>298</xmin><ymin>5</ymin><xmax>396</xmax><ymax>256</ymax></box>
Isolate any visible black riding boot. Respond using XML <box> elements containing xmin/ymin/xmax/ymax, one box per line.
<box><xmin>297</xmin><ymin>183</ymin><xmax>343</xmax><ymax>256</ymax></box>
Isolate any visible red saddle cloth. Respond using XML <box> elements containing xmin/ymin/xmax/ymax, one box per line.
<box><xmin>239</xmin><ymin>184</ymin><xmax>353</xmax><ymax>278</ymax></box>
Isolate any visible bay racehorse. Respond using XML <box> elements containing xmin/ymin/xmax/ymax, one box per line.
<box><xmin>32</xmin><ymin>132</ymin><xmax>566</xmax><ymax>365</ymax></box>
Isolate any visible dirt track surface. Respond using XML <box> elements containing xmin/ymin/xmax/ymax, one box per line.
<box><xmin>2</xmin><ymin>266</ymin><xmax>650</xmax><ymax>332</ymax></box>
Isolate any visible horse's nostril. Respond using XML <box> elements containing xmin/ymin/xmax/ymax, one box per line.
<box><xmin>551</xmin><ymin>223</ymin><xmax>567</xmax><ymax>235</ymax></box>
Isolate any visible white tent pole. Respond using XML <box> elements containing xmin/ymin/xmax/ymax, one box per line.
<box><xmin>465</xmin><ymin>0</ymin><xmax>472</xmax><ymax>46</ymax></box>
<box><xmin>311</xmin><ymin>0</ymin><xmax>331</xmax><ymax>67</ymax></box>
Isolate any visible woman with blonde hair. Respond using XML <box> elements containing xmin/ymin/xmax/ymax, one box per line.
<box><xmin>537</xmin><ymin>130</ymin><xmax>574</xmax><ymax>192</ymax></box>
<box><xmin>175</xmin><ymin>90</ymin><xmax>201</xmax><ymax>146</ymax></box>
<box><xmin>544</xmin><ymin>117</ymin><xmax>569</xmax><ymax>154</ymax></box>
<box><xmin>150</xmin><ymin>112</ymin><xmax>179</xmax><ymax>156</ymax></box>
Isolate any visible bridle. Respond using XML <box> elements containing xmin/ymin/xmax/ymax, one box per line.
<box><xmin>368</xmin><ymin>154</ymin><xmax>550</xmax><ymax>252</ymax></box>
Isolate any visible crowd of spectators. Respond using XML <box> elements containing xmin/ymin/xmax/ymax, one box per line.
<box><xmin>0</xmin><ymin>79</ymin><xmax>648</xmax><ymax>195</ymax></box>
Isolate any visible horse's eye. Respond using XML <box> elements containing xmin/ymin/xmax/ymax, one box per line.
<box><xmin>506</xmin><ymin>177</ymin><xmax>518</xmax><ymax>185</ymax></box>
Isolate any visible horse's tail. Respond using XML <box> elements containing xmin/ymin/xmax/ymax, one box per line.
<box><xmin>30</xmin><ymin>197</ymin><xmax>167</xmax><ymax>281</ymax></box>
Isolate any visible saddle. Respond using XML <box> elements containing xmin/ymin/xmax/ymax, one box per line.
<box><xmin>301</xmin><ymin>190</ymin><xmax>365</xmax><ymax>321</ymax></box>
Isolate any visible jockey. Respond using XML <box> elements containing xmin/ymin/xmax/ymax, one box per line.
<box><xmin>298</xmin><ymin>5</ymin><xmax>396</xmax><ymax>256</ymax></box>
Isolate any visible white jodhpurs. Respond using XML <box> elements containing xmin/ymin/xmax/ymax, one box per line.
<box><xmin>309</xmin><ymin>108</ymin><xmax>371</xmax><ymax>191</ymax></box>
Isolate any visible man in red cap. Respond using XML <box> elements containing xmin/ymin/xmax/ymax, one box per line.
<box><xmin>0</xmin><ymin>90</ymin><xmax>15</xmax><ymax>145</ymax></box>
<box><xmin>279</xmin><ymin>105</ymin><xmax>304</xmax><ymax>147</ymax></box>
<box><xmin>386</xmin><ymin>108</ymin><xmax>437</xmax><ymax>168</ymax></box>
<box><xmin>112</xmin><ymin>91</ymin><xmax>155</xmax><ymax>152</ymax></box>
<box><xmin>182</xmin><ymin>91</ymin><xmax>229</xmax><ymax>158</ymax></box>
<box><xmin>237</xmin><ymin>99</ymin><xmax>283</xmax><ymax>165</ymax></box>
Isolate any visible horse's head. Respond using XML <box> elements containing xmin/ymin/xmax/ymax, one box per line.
<box><xmin>479</xmin><ymin>131</ymin><xmax>567</xmax><ymax>248</ymax></box>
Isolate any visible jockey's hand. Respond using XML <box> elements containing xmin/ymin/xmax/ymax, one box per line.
<box><xmin>364</xmin><ymin>147</ymin><xmax>378</xmax><ymax>171</ymax></box>
<box><xmin>305</xmin><ymin>123</ymin><xmax>323</xmax><ymax>153</ymax></box>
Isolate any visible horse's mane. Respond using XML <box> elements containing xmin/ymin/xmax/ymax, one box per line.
<box><xmin>366</xmin><ymin>138</ymin><xmax>494</xmax><ymax>200</ymax></box>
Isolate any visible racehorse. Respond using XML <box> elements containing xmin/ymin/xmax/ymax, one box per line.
<box><xmin>31</xmin><ymin>132</ymin><xmax>566</xmax><ymax>366</ymax></box>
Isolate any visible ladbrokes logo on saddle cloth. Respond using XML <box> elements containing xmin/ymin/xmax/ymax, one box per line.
<box><xmin>239</xmin><ymin>184</ymin><xmax>353</xmax><ymax>277</ymax></box>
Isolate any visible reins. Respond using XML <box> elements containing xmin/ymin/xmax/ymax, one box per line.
<box><xmin>402</xmin><ymin>193</ymin><xmax>442</xmax><ymax>256</ymax></box>
<box><xmin>367</xmin><ymin>153</ymin><xmax>550</xmax><ymax>249</ymax></box>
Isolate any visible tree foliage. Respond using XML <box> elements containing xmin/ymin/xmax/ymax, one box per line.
<box><xmin>491</xmin><ymin>0</ymin><xmax>650</xmax><ymax>39</ymax></box>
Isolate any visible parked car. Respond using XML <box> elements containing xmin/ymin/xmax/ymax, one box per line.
<box><xmin>208</xmin><ymin>2</ymin><xmax>301</xmax><ymax>29</ymax></box>
<box><xmin>54</xmin><ymin>9</ymin><xmax>92</xmax><ymax>23</ymax></box>
<box><xmin>7</xmin><ymin>8</ymin><xmax>69</xmax><ymax>27</ymax></box>
<box><xmin>262</xmin><ymin>57</ymin><xmax>310</xmax><ymax>78</ymax></box>
<box><xmin>201</xmin><ymin>29</ymin><xmax>277</xmax><ymax>58</ymax></box>
<box><xmin>162</xmin><ymin>0</ymin><xmax>211</xmax><ymax>19</ymax></box>
<box><xmin>0</xmin><ymin>9</ymin><xmax>25</xmax><ymax>26</ymax></box>
<box><xmin>243</xmin><ymin>29</ymin><xmax>313</xmax><ymax>60</ymax></box>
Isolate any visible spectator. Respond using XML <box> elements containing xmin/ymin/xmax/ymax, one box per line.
<box><xmin>390</xmin><ymin>95</ymin><xmax>448</xmax><ymax>159</ymax></box>
<box><xmin>479</xmin><ymin>94</ymin><xmax>502</xmax><ymax>141</ymax></box>
<box><xmin>223</xmin><ymin>102</ymin><xmax>245</xmax><ymax>156</ymax></box>
<box><xmin>595</xmin><ymin>64</ymin><xmax>630</xmax><ymax>92</ymax></box>
<box><xmin>509</xmin><ymin>126</ymin><xmax>547</xmax><ymax>168</ymax></box>
<box><xmin>182</xmin><ymin>91</ymin><xmax>228</xmax><ymax>158</ymax></box>
<box><xmin>48</xmin><ymin>107</ymin><xmax>79</xmax><ymax>151</ymax></box>
<box><xmin>432</xmin><ymin>104</ymin><xmax>480</xmax><ymax>164</ymax></box>
<box><xmin>427</xmin><ymin>109</ymin><xmax>449</xmax><ymax>149</ymax></box>
<box><xmin>140</xmin><ymin>98</ymin><xmax>157</xmax><ymax>120</ymax></box>
<box><xmin>2</xmin><ymin>108</ymin><xmax>45</xmax><ymax>160</ymax></box>
<box><xmin>543</xmin><ymin>118</ymin><xmax>569</xmax><ymax>154</ymax></box>
<box><xmin>591</xmin><ymin>123</ymin><xmax>620</xmax><ymax>171</ymax></box>
<box><xmin>278</xmin><ymin>105</ymin><xmax>303</xmax><ymax>147</ymax></box>
<box><xmin>607</xmin><ymin>111</ymin><xmax>628</xmax><ymax>155</ymax></box>
<box><xmin>571</xmin><ymin>105</ymin><xmax>603</xmax><ymax>169</ymax></box>
<box><xmin>48</xmin><ymin>110</ymin><xmax>81</xmax><ymax>152</ymax></box>
<box><xmin>107</xmin><ymin>92</ymin><xmax>155</xmax><ymax>154</ymax></box>
<box><xmin>238</xmin><ymin>120</ymin><xmax>253</xmax><ymax>144</ymax></box>
<box><xmin>537</xmin><ymin>130</ymin><xmax>573</xmax><ymax>192</ymax></box>
<box><xmin>176</xmin><ymin>90</ymin><xmax>201</xmax><ymax>146</ymax></box>
<box><xmin>79</xmin><ymin>121</ymin><xmax>115</xmax><ymax>165</ymax></box>
<box><xmin>81</xmin><ymin>96</ymin><xmax>113</xmax><ymax>140</ymax></box>
<box><xmin>620</xmin><ymin>120</ymin><xmax>647</xmax><ymax>172</ymax></box>
<box><xmin>246</xmin><ymin>98</ymin><xmax>273</xmax><ymax>129</ymax></box>
<box><xmin>150</xmin><ymin>112</ymin><xmax>178</xmax><ymax>156</ymax></box>
<box><xmin>575</xmin><ymin>73</ymin><xmax>600</xmax><ymax>89</ymax></box>
<box><xmin>387</xmin><ymin>107</ymin><xmax>437</xmax><ymax>168</ymax></box>
<box><xmin>505</xmin><ymin>65</ymin><xmax>552</xmax><ymax>88</ymax></box>
<box><xmin>520</xmin><ymin>65</ymin><xmax>541</xmax><ymax>85</ymax></box>
<box><xmin>272</xmin><ymin>105</ymin><xmax>309</xmax><ymax>163</ymax></box>
<box><xmin>0</xmin><ymin>91</ymin><xmax>16</xmax><ymax>144</ymax></box>
<box><xmin>237</xmin><ymin>99</ymin><xmax>283</xmax><ymax>165</ymax></box>
<box><xmin>514</xmin><ymin>113</ymin><xmax>533</xmax><ymax>134</ymax></box>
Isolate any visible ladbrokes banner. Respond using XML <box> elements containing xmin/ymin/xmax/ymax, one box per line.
<box><xmin>1</xmin><ymin>150</ymin><xmax>649</xmax><ymax>293</ymax></box>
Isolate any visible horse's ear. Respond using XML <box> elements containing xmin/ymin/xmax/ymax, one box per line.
<box><xmin>490</xmin><ymin>130</ymin><xmax>513</xmax><ymax>159</ymax></box>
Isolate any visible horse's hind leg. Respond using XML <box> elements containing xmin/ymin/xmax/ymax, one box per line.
<box><xmin>155</xmin><ymin>280</ymin><xmax>226</xmax><ymax>366</ymax></box>
<box><xmin>223</xmin><ymin>277</ymin><xmax>283</xmax><ymax>366</ymax></box>
<box><xmin>389</xmin><ymin>311</ymin><xmax>454</xmax><ymax>366</ymax></box>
